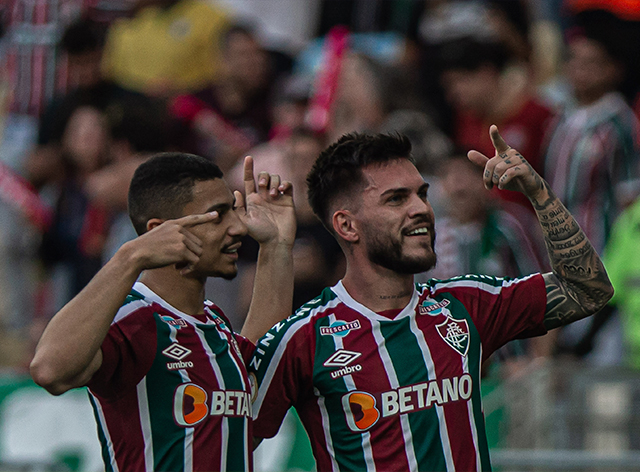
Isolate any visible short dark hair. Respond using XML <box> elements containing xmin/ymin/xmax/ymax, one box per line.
<box><xmin>128</xmin><ymin>153</ymin><xmax>223</xmax><ymax>235</ymax></box>
<box><xmin>307</xmin><ymin>132</ymin><xmax>413</xmax><ymax>230</ymax></box>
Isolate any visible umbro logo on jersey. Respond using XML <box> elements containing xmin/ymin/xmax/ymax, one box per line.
<box><xmin>162</xmin><ymin>343</ymin><xmax>192</xmax><ymax>361</ymax></box>
<box><xmin>320</xmin><ymin>320</ymin><xmax>361</xmax><ymax>337</ymax></box>
<box><xmin>323</xmin><ymin>349</ymin><xmax>361</xmax><ymax>367</ymax></box>
<box><xmin>436</xmin><ymin>318</ymin><xmax>470</xmax><ymax>356</ymax></box>
<box><xmin>419</xmin><ymin>299</ymin><xmax>450</xmax><ymax>316</ymax></box>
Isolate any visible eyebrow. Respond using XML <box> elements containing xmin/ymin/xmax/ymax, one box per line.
<box><xmin>205</xmin><ymin>202</ymin><xmax>232</xmax><ymax>213</ymax></box>
<box><xmin>380</xmin><ymin>182</ymin><xmax>430</xmax><ymax>197</ymax></box>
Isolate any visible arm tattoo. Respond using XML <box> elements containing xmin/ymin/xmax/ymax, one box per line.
<box><xmin>531</xmin><ymin>182</ymin><xmax>614</xmax><ymax>330</ymax></box>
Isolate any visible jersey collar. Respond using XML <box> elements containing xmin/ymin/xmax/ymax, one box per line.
<box><xmin>332</xmin><ymin>280</ymin><xmax>420</xmax><ymax>322</ymax></box>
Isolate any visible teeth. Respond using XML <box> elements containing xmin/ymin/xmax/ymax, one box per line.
<box><xmin>408</xmin><ymin>228</ymin><xmax>429</xmax><ymax>236</ymax></box>
<box><xmin>223</xmin><ymin>248</ymin><xmax>238</xmax><ymax>254</ymax></box>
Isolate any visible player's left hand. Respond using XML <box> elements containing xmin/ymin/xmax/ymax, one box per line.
<box><xmin>235</xmin><ymin>156</ymin><xmax>296</xmax><ymax>246</ymax></box>
<box><xmin>467</xmin><ymin>125</ymin><xmax>545</xmax><ymax>199</ymax></box>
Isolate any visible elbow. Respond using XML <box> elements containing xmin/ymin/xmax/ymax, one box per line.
<box><xmin>30</xmin><ymin>357</ymin><xmax>71</xmax><ymax>396</ymax></box>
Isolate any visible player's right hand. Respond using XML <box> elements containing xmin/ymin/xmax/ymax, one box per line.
<box><xmin>127</xmin><ymin>212</ymin><xmax>219</xmax><ymax>274</ymax></box>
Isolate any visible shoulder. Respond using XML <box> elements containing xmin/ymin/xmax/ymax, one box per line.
<box><xmin>112</xmin><ymin>288</ymin><xmax>157</xmax><ymax>325</ymax></box>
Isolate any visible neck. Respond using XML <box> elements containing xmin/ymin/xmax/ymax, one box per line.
<box><xmin>341</xmin><ymin>258</ymin><xmax>415</xmax><ymax>313</ymax></box>
<box><xmin>139</xmin><ymin>267</ymin><xmax>206</xmax><ymax>315</ymax></box>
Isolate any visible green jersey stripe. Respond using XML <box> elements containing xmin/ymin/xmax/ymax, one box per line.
<box><xmin>327</xmin><ymin>313</ymin><xmax>372</xmax><ymax>472</ymax></box>
<box><xmin>370</xmin><ymin>318</ymin><xmax>420</xmax><ymax>471</ymax></box>
<box><xmin>316</xmin><ymin>391</ymin><xmax>341</xmax><ymax>472</ymax></box>
<box><xmin>88</xmin><ymin>392</ymin><xmax>119</xmax><ymax>472</ymax></box>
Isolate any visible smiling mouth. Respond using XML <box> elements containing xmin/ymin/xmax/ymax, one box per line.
<box><xmin>222</xmin><ymin>242</ymin><xmax>242</xmax><ymax>254</ymax></box>
<box><xmin>405</xmin><ymin>227</ymin><xmax>430</xmax><ymax>236</ymax></box>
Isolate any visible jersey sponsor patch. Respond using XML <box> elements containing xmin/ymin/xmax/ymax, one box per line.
<box><xmin>320</xmin><ymin>320</ymin><xmax>361</xmax><ymax>337</ymax></box>
<box><xmin>436</xmin><ymin>318</ymin><xmax>470</xmax><ymax>356</ymax></box>
<box><xmin>162</xmin><ymin>342</ymin><xmax>192</xmax><ymax>361</ymax></box>
<box><xmin>173</xmin><ymin>383</ymin><xmax>252</xmax><ymax>427</ymax></box>
<box><xmin>418</xmin><ymin>298</ymin><xmax>450</xmax><ymax>316</ymax></box>
<box><xmin>341</xmin><ymin>374</ymin><xmax>473</xmax><ymax>432</ymax></box>
<box><xmin>160</xmin><ymin>315</ymin><xmax>188</xmax><ymax>329</ymax></box>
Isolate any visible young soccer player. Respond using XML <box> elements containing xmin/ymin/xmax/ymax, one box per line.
<box><xmin>248</xmin><ymin>127</ymin><xmax>613</xmax><ymax>471</ymax></box>
<box><xmin>31</xmin><ymin>153</ymin><xmax>295</xmax><ymax>472</ymax></box>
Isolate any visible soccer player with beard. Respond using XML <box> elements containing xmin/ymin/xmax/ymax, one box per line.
<box><xmin>30</xmin><ymin>153</ymin><xmax>295</xmax><ymax>472</ymax></box>
<box><xmin>248</xmin><ymin>128</ymin><xmax>613</xmax><ymax>471</ymax></box>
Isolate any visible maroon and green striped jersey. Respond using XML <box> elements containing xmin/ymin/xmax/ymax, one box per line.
<box><xmin>250</xmin><ymin>273</ymin><xmax>547</xmax><ymax>472</ymax></box>
<box><xmin>87</xmin><ymin>282</ymin><xmax>254</xmax><ymax>472</ymax></box>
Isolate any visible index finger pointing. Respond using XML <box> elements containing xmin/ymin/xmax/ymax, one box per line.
<box><xmin>243</xmin><ymin>156</ymin><xmax>256</xmax><ymax>196</ymax></box>
<box><xmin>489</xmin><ymin>125</ymin><xmax>510</xmax><ymax>154</ymax></box>
<box><xmin>175</xmin><ymin>211</ymin><xmax>219</xmax><ymax>227</ymax></box>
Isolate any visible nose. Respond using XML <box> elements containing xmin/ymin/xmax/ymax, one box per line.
<box><xmin>228</xmin><ymin>208</ymin><xmax>248</xmax><ymax>237</ymax></box>
<box><xmin>408</xmin><ymin>193</ymin><xmax>434</xmax><ymax>219</ymax></box>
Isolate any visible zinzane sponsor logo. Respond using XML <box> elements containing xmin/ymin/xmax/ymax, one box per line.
<box><xmin>320</xmin><ymin>320</ymin><xmax>361</xmax><ymax>337</ymax></box>
<box><xmin>341</xmin><ymin>374</ymin><xmax>472</xmax><ymax>432</ymax></box>
<box><xmin>173</xmin><ymin>383</ymin><xmax>252</xmax><ymax>427</ymax></box>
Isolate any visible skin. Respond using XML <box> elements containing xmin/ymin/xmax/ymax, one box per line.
<box><xmin>30</xmin><ymin>156</ymin><xmax>295</xmax><ymax>395</ymax></box>
<box><xmin>467</xmin><ymin>125</ymin><xmax>614</xmax><ymax>329</ymax></box>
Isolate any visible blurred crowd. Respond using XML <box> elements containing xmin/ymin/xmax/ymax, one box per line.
<box><xmin>1</xmin><ymin>0</ymin><xmax>639</xmax><ymax>380</ymax></box>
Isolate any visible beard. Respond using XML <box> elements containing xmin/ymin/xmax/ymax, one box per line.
<box><xmin>364</xmin><ymin>224</ymin><xmax>437</xmax><ymax>274</ymax></box>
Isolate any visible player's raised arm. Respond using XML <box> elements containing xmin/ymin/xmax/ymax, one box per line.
<box><xmin>30</xmin><ymin>212</ymin><xmax>218</xmax><ymax>395</ymax></box>
<box><xmin>468</xmin><ymin>125</ymin><xmax>614</xmax><ymax>329</ymax></box>
<box><xmin>236</xmin><ymin>156</ymin><xmax>296</xmax><ymax>343</ymax></box>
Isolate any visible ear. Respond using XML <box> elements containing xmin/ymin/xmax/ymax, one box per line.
<box><xmin>332</xmin><ymin>210</ymin><xmax>359</xmax><ymax>244</ymax></box>
<box><xmin>146</xmin><ymin>218</ymin><xmax>165</xmax><ymax>232</ymax></box>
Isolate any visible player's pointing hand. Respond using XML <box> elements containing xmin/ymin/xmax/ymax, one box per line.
<box><xmin>467</xmin><ymin>125</ymin><xmax>545</xmax><ymax>199</ymax></box>
<box><xmin>235</xmin><ymin>156</ymin><xmax>296</xmax><ymax>247</ymax></box>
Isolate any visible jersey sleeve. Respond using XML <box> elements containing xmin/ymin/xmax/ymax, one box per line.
<box><xmin>249</xmin><ymin>315</ymin><xmax>316</xmax><ymax>439</ymax></box>
<box><xmin>439</xmin><ymin>273</ymin><xmax>547</xmax><ymax>359</ymax></box>
<box><xmin>87</xmin><ymin>307</ymin><xmax>157</xmax><ymax>397</ymax></box>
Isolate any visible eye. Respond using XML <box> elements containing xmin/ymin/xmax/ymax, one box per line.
<box><xmin>418</xmin><ymin>189</ymin><xmax>428</xmax><ymax>201</ymax></box>
<box><xmin>387</xmin><ymin>194</ymin><xmax>405</xmax><ymax>204</ymax></box>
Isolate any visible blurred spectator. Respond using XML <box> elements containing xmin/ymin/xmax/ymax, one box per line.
<box><xmin>600</xmin><ymin>196</ymin><xmax>640</xmax><ymax>369</ymax></box>
<box><xmin>544</xmin><ymin>31</ymin><xmax>640</xmax><ymax>363</ymax></box>
<box><xmin>38</xmin><ymin>105</ymin><xmax>112</xmax><ymax>314</ymax></box>
<box><xmin>0</xmin><ymin>0</ymin><xmax>90</xmax><ymax>172</ymax></box>
<box><xmin>27</xmin><ymin>17</ymin><xmax>158</xmax><ymax>190</ymax></box>
<box><xmin>232</xmin><ymin>128</ymin><xmax>344</xmax><ymax>324</ymax></box>
<box><xmin>101</xmin><ymin>0</ymin><xmax>231</xmax><ymax>97</ymax></box>
<box><xmin>544</xmin><ymin>32</ymin><xmax>640</xmax><ymax>254</ymax></box>
<box><xmin>439</xmin><ymin>37</ymin><xmax>553</xmax><ymax>185</ymax></box>
<box><xmin>169</xmin><ymin>23</ymin><xmax>275</xmax><ymax>173</ymax></box>
<box><xmin>420</xmin><ymin>152</ymin><xmax>553</xmax><ymax>370</ymax></box>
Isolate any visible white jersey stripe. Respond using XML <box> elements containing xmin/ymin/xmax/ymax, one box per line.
<box><xmin>315</xmin><ymin>387</ymin><xmax>340</xmax><ymax>472</ymax></box>
<box><xmin>462</xmin><ymin>352</ymin><xmax>482</xmax><ymax>470</ymax></box>
<box><xmin>431</xmin><ymin>273</ymin><xmax>537</xmax><ymax>295</ymax></box>
<box><xmin>136</xmin><ymin>377</ymin><xmax>154</xmax><ymax>472</ymax></box>
<box><xmin>253</xmin><ymin>298</ymin><xmax>341</xmax><ymax>415</ymax></box>
<box><xmin>89</xmin><ymin>392</ymin><xmax>120</xmax><ymax>472</ymax></box>
<box><xmin>408</xmin><ymin>316</ymin><xmax>456</xmax><ymax>471</ymax></box>
<box><xmin>369</xmin><ymin>320</ymin><xmax>419</xmax><ymax>471</ymax></box>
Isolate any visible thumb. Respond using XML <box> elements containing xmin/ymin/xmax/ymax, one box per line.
<box><xmin>467</xmin><ymin>150</ymin><xmax>490</xmax><ymax>168</ymax></box>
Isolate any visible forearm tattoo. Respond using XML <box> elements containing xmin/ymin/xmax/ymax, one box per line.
<box><xmin>531</xmin><ymin>182</ymin><xmax>614</xmax><ymax>330</ymax></box>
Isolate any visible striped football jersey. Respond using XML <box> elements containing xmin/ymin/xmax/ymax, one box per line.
<box><xmin>87</xmin><ymin>282</ymin><xmax>254</xmax><ymax>472</ymax></box>
<box><xmin>250</xmin><ymin>274</ymin><xmax>547</xmax><ymax>472</ymax></box>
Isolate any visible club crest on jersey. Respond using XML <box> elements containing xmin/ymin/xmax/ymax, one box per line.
<box><xmin>436</xmin><ymin>318</ymin><xmax>469</xmax><ymax>356</ymax></box>
<box><xmin>320</xmin><ymin>320</ymin><xmax>361</xmax><ymax>337</ymax></box>
<box><xmin>419</xmin><ymin>299</ymin><xmax>451</xmax><ymax>317</ymax></box>
<box><xmin>160</xmin><ymin>315</ymin><xmax>188</xmax><ymax>329</ymax></box>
